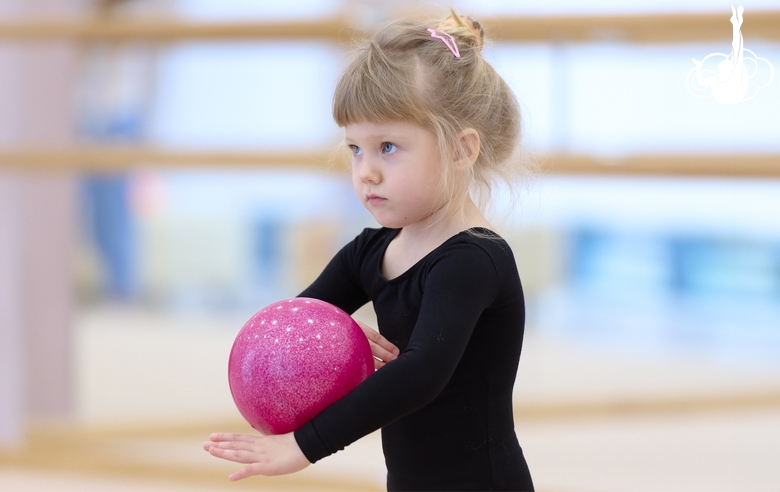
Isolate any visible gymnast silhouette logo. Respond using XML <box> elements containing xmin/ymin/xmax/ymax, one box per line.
<box><xmin>685</xmin><ymin>6</ymin><xmax>774</xmax><ymax>104</ymax></box>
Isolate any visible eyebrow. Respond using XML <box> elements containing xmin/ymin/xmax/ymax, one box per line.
<box><xmin>344</xmin><ymin>132</ymin><xmax>409</xmax><ymax>143</ymax></box>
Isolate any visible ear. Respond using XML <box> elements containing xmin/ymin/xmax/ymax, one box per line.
<box><xmin>454</xmin><ymin>128</ymin><xmax>480</xmax><ymax>171</ymax></box>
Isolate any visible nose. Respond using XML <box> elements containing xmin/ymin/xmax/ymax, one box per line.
<box><xmin>356</xmin><ymin>156</ymin><xmax>381</xmax><ymax>185</ymax></box>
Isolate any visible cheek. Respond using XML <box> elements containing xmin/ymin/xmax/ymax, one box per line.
<box><xmin>421</xmin><ymin>163</ymin><xmax>445</xmax><ymax>188</ymax></box>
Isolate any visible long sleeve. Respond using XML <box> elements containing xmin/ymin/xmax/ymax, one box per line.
<box><xmin>296</xmin><ymin>230</ymin><xmax>371</xmax><ymax>315</ymax></box>
<box><xmin>294</xmin><ymin>241</ymin><xmax>502</xmax><ymax>463</ymax></box>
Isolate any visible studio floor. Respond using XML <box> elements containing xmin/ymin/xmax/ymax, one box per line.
<box><xmin>2</xmin><ymin>305</ymin><xmax>780</xmax><ymax>492</ymax></box>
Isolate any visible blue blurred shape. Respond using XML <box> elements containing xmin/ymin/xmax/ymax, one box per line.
<box><xmin>670</xmin><ymin>237</ymin><xmax>780</xmax><ymax>300</ymax></box>
<box><xmin>253</xmin><ymin>214</ymin><xmax>284</xmax><ymax>286</ymax></box>
<box><xmin>82</xmin><ymin>177</ymin><xmax>136</xmax><ymax>299</ymax></box>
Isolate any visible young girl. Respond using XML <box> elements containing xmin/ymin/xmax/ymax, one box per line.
<box><xmin>204</xmin><ymin>9</ymin><xmax>535</xmax><ymax>491</ymax></box>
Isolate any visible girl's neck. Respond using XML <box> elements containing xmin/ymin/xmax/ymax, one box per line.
<box><xmin>380</xmin><ymin>198</ymin><xmax>495</xmax><ymax>281</ymax></box>
<box><xmin>396</xmin><ymin>198</ymin><xmax>494</xmax><ymax>250</ymax></box>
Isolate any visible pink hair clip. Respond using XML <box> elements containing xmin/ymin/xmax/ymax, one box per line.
<box><xmin>427</xmin><ymin>28</ymin><xmax>460</xmax><ymax>59</ymax></box>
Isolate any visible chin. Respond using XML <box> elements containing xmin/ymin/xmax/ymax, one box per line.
<box><xmin>374</xmin><ymin>219</ymin><xmax>401</xmax><ymax>229</ymax></box>
<box><xmin>370</xmin><ymin>214</ymin><xmax>405</xmax><ymax>229</ymax></box>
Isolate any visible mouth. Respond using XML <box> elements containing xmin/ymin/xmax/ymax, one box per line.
<box><xmin>366</xmin><ymin>194</ymin><xmax>386</xmax><ymax>204</ymax></box>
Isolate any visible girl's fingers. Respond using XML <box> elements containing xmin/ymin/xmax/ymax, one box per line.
<box><xmin>204</xmin><ymin>440</ymin><xmax>255</xmax><ymax>452</ymax></box>
<box><xmin>228</xmin><ymin>468</ymin><xmax>249</xmax><ymax>481</ymax></box>
<box><xmin>207</xmin><ymin>445</ymin><xmax>259</xmax><ymax>464</ymax></box>
<box><xmin>209</xmin><ymin>432</ymin><xmax>255</xmax><ymax>442</ymax></box>
<box><xmin>229</xmin><ymin>463</ymin><xmax>263</xmax><ymax>481</ymax></box>
<box><xmin>204</xmin><ymin>433</ymin><xmax>260</xmax><ymax>459</ymax></box>
<box><xmin>205</xmin><ymin>431</ymin><xmax>309</xmax><ymax>479</ymax></box>
<box><xmin>370</xmin><ymin>331</ymin><xmax>400</xmax><ymax>356</ymax></box>
<box><xmin>369</xmin><ymin>342</ymin><xmax>397</xmax><ymax>365</ymax></box>
<box><xmin>356</xmin><ymin>320</ymin><xmax>399</xmax><ymax>363</ymax></box>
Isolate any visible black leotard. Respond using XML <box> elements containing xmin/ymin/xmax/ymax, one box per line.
<box><xmin>294</xmin><ymin>227</ymin><xmax>534</xmax><ymax>491</ymax></box>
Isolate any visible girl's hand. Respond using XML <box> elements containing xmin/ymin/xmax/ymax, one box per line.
<box><xmin>203</xmin><ymin>432</ymin><xmax>309</xmax><ymax>480</ymax></box>
<box><xmin>356</xmin><ymin>319</ymin><xmax>399</xmax><ymax>369</ymax></box>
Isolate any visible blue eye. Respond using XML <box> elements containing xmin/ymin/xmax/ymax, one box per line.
<box><xmin>350</xmin><ymin>145</ymin><xmax>363</xmax><ymax>156</ymax></box>
<box><xmin>382</xmin><ymin>143</ymin><xmax>398</xmax><ymax>154</ymax></box>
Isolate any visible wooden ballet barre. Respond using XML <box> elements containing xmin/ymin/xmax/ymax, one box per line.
<box><xmin>486</xmin><ymin>11</ymin><xmax>780</xmax><ymax>43</ymax></box>
<box><xmin>0</xmin><ymin>147</ymin><xmax>777</xmax><ymax>177</ymax></box>
<box><xmin>0</xmin><ymin>147</ymin><xmax>343</xmax><ymax>172</ymax></box>
<box><xmin>0</xmin><ymin>11</ymin><xmax>778</xmax><ymax>43</ymax></box>
<box><xmin>0</xmin><ymin>18</ymin><xmax>353</xmax><ymax>42</ymax></box>
<box><xmin>544</xmin><ymin>153</ymin><xmax>780</xmax><ymax>177</ymax></box>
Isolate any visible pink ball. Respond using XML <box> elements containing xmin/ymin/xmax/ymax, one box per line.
<box><xmin>228</xmin><ymin>298</ymin><xmax>374</xmax><ymax>435</ymax></box>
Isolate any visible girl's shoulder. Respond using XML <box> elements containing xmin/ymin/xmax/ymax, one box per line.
<box><xmin>424</xmin><ymin>228</ymin><xmax>520</xmax><ymax>288</ymax></box>
<box><xmin>431</xmin><ymin>227</ymin><xmax>516</xmax><ymax>269</ymax></box>
<box><xmin>349</xmin><ymin>226</ymin><xmax>514</xmax><ymax>269</ymax></box>
<box><xmin>342</xmin><ymin>226</ymin><xmax>399</xmax><ymax>261</ymax></box>
<box><xmin>457</xmin><ymin>227</ymin><xmax>512</xmax><ymax>251</ymax></box>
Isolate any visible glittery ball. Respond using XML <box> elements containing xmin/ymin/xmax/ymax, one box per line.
<box><xmin>228</xmin><ymin>298</ymin><xmax>374</xmax><ymax>435</ymax></box>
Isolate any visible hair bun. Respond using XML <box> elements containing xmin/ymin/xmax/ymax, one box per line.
<box><xmin>462</xmin><ymin>16</ymin><xmax>484</xmax><ymax>49</ymax></box>
<box><xmin>437</xmin><ymin>8</ymin><xmax>485</xmax><ymax>50</ymax></box>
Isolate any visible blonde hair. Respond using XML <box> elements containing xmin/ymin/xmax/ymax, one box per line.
<box><xmin>333</xmin><ymin>8</ymin><xmax>534</xmax><ymax>226</ymax></box>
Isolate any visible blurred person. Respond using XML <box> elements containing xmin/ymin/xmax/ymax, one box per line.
<box><xmin>80</xmin><ymin>0</ymin><xmax>158</xmax><ymax>300</ymax></box>
<box><xmin>204</xmin><ymin>8</ymin><xmax>535</xmax><ymax>491</ymax></box>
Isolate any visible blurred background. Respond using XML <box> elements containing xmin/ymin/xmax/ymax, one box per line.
<box><xmin>1</xmin><ymin>0</ymin><xmax>779</xmax><ymax>491</ymax></box>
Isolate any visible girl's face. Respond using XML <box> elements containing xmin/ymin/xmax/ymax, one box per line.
<box><xmin>345</xmin><ymin>120</ymin><xmax>445</xmax><ymax>229</ymax></box>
